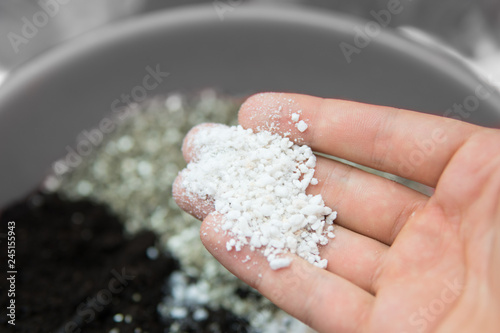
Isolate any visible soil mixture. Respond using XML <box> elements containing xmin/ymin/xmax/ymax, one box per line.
<box><xmin>0</xmin><ymin>191</ymin><xmax>249</xmax><ymax>333</ymax></box>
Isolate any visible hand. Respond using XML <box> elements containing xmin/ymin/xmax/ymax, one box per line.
<box><xmin>173</xmin><ymin>93</ymin><xmax>500</xmax><ymax>333</ymax></box>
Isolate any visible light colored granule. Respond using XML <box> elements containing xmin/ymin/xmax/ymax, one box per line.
<box><xmin>193</xmin><ymin>308</ymin><xmax>209</xmax><ymax>321</ymax></box>
<box><xmin>296</xmin><ymin>120</ymin><xmax>308</xmax><ymax>132</ymax></box>
<box><xmin>170</xmin><ymin>307</ymin><xmax>188</xmax><ymax>319</ymax></box>
<box><xmin>291</xmin><ymin>113</ymin><xmax>300</xmax><ymax>122</ymax></box>
<box><xmin>181</xmin><ymin>125</ymin><xmax>336</xmax><ymax>270</ymax></box>
<box><xmin>113</xmin><ymin>313</ymin><xmax>124</xmax><ymax>323</ymax></box>
<box><xmin>269</xmin><ymin>257</ymin><xmax>292</xmax><ymax>270</ymax></box>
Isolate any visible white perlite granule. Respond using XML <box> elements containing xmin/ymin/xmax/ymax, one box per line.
<box><xmin>290</xmin><ymin>111</ymin><xmax>307</xmax><ymax>132</ymax></box>
<box><xmin>181</xmin><ymin>124</ymin><xmax>336</xmax><ymax>269</ymax></box>
<box><xmin>296</xmin><ymin>120</ymin><xmax>308</xmax><ymax>132</ymax></box>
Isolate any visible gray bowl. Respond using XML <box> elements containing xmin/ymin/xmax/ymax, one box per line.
<box><xmin>1</xmin><ymin>3</ymin><xmax>499</xmax><ymax>206</ymax></box>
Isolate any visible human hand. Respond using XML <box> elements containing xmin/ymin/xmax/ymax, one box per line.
<box><xmin>173</xmin><ymin>93</ymin><xmax>500</xmax><ymax>333</ymax></box>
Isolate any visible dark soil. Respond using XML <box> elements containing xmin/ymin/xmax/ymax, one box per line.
<box><xmin>0</xmin><ymin>192</ymin><xmax>249</xmax><ymax>333</ymax></box>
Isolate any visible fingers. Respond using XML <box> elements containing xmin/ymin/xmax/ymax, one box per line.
<box><xmin>238</xmin><ymin>93</ymin><xmax>480</xmax><ymax>186</ymax></box>
<box><xmin>182</xmin><ymin>119</ymin><xmax>427</xmax><ymax>245</ymax></box>
<box><xmin>174</xmin><ymin>169</ymin><xmax>390</xmax><ymax>294</ymax></box>
<box><xmin>175</xmin><ymin>122</ymin><xmax>226</xmax><ymax>220</ymax></box>
<box><xmin>200</xmin><ymin>212</ymin><xmax>374</xmax><ymax>333</ymax></box>
<box><xmin>309</xmin><ymin>156</ymin><xmax>428</xmax><ymax>245</ymax></box>
<box><xmin>172</xmin><ymin>174</ymin><xmax>214</xmax><ymax>220</ymax></box>
<box><xmin>320</xmin><ymin>225</ymin><xmax>387</xmax><ymax>294</ymax></box>
<box><xmin>175</xmin><ymin>121</ymin><xmax>395</xmax><ymax>301</ymax></box>
<box><xmin>182</xmin><ymin>123</ymin><xmax>223</xmax><ymax>163</ymax></box>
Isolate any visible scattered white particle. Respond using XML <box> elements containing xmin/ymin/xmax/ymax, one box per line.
<box><xmin>242</xmin><ymin>255</ymin><xmax>251</xmax><ymax>263</ymax></box>
<box><xmin>269</xmin><ymin>257</ymin><xmax>292</xmax><ymax>270</ymax></box>
<box><xmin>117</xmin><ymin>135</ymin><xmax>134</xmax><ymax>152</ymax></box>
<box><xmin>165</xmin><ymin>94</ymin><xmax>183</xmax><ymax>110</ymax></box>
<box><xmin>170</xmin><ymin>307</ymin><xmax>188</xmax><ymax>319</ymax></box>
<box><xmin>169</xmin><ymin>323</ymin><xmax>180</xmax><ymax>332</ymax></box>
<box><xmin>260</xmin><ymin>204</ymin><xmax>274</xmax><ymax>217</ymax></box>
<box><xmin>226</xmin><ymin>210</ymin><xmax>241</xmax><ymax>220</ymax></box>
<box><xmin>113</xmin><ymin>313</ymin><xmax>124</xmax><ymax>323</ymax></box>
<box><xmin>109</xmin><ymin>328</ymin><xmax>119</xmax><ymax>333</ymax></box>
<box><xmin>317</xmin><ymin>259</ymin><xmax>328</xmax><ymax>269</ymax></box>
<box><xmin>310</xmin><ymin>178</ymin><xmax>318</xmax><ymax>185</ymax></box>
<box><xmin>76</xmin><ymin>180</ymin><xmax>93</xmax><ymax>196</ymax></box>
<box><xmin>193</xmin><ymin>308</ymin><xmax>209</xmax><ymax>321</ymax></box>
<box><xmin>296</xmin><ymin>120</ymin><xmax>308</xmax><ymax>132</ymax></box>
<box><xmin>326</xmin><ymin>211</ymin><xmax>338</xmax><ymax>224</ymax></box>
<box><xmin>146</xmin><ymin>246</ymin><xmax>159</xmax><ymax>260</ymax></box>
<box><xmin>226</xmin><ymin>238</ymin><xmax>236</xmax><ymax>251</ymax></box>
<box><xmin>305</xmin><ymin>156</ymin><xmax>316</xmax><ymax>168</ymax></box>
<box><xmin>291</xmin><ymin>113</ymin><xmax>300</xmax><ymax>122</ymax></box>
<box><xmin>124</xmin><ymin>314</ymin><xmax>133</xmax><ymax>324</ymax></box>
<box><xmin>137</xmin><ymin>161</ymin><xmax>153</xmax><ymax>176</ymax></box>
<box><xmin>43</xmin><ymin>175</ymin><xmax>61</xmax><ymax>192</ymax></box>
<box><xmin>274</xmin><ymin>186</ymin><xmax>288</xmax><ymax>197</ymax></box>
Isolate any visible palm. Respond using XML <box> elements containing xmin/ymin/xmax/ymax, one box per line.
<box><xmin>174</xmin><ymin>93</ymin><xmax>500</xmax><ymax>333</ymax></box>
<box><xmin>370</xmin><ymin>130</ymin><xmax>500</xmax><ymax>333</ymax></box>
<box><xmin>369</xmin><ymin>196</ymin><xmax>465</xmax><ymax>333</ymax></box>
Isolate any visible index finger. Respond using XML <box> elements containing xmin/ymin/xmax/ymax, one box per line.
<box><xmin>200</xmin><ymin>212</ymin><xmax>374</xmax><ymax>333</ymax></box>
<box><xmin>238</xmin><ymin>93</ymin><xmax>480</xmax><ymax>186</ymax></box>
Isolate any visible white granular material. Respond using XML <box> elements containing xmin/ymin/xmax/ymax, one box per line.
<box><xmin>296</xmin><ymin>120</ymin><xmax>308</xmax><ymax>132</ymax></box>
<box><xmin>181</xmin><ymin>124</ymin><xmax>336</xmax><ymax>269</ymax></box>
<box><xmin>269</xmin><ymin>257</ymin><xmax>292</xmax><ymax>270</ymax></box>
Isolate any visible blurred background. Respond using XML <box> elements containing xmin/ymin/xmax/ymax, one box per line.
<box><xmin>1</xmin><ymin>0</ymin><xmax>500</xmax><ymax>86</ymax></box>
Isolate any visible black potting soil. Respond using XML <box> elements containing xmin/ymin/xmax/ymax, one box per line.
<box><xmin>0</xmin><ymin>191</ymin><xmax>249</xmax><ymax>333</ymax></box>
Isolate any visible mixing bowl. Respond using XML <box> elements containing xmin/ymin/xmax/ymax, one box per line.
<box><xmin>1</xmin><ymin>3</ymin><xmax>499</xmax><ymax>206</ymax></box>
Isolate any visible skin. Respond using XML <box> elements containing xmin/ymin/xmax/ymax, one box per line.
<box><xmin>173</xmin><ymin>93</ymin><xmax>500</xmax><ymax>333</ymax></box>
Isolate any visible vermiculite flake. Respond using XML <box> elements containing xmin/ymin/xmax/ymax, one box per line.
<box><xmin>181</xmin><ymin>124</ymin><xmax>336</xmax><ymax>270</ymax></box>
